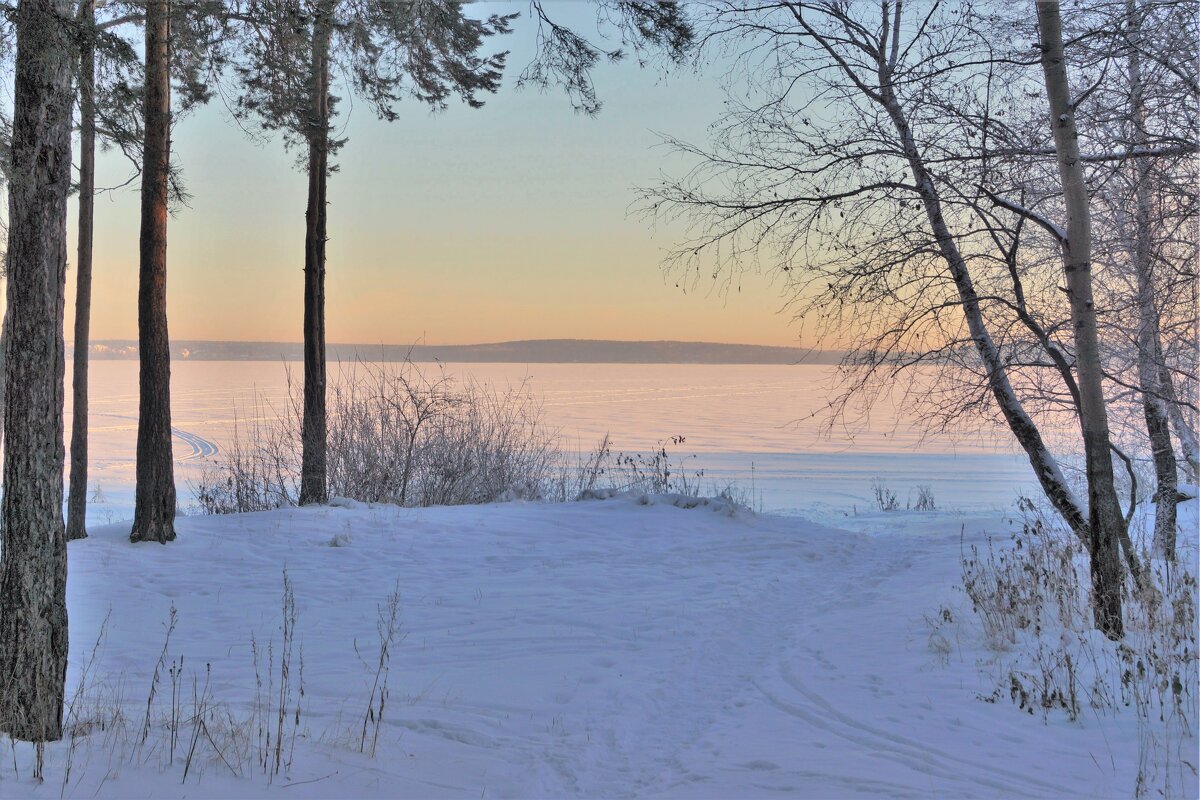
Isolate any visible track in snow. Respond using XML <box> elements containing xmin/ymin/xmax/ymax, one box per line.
<box><xmin>87</xmin><ymin>411</ymin><xmax>219</xmax><ymax>462</ymax></box>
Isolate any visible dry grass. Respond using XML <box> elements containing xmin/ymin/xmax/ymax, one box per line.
<box><xmin>958</xmin><ymin>499</ymin><xmax>1197</xmax><ymax>797</ymax></box>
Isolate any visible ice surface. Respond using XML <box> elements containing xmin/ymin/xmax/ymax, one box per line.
<box><xmin>72</xmin><ymin>361</ymin><xmax>1042</xmax><ymax>523</ymax></box>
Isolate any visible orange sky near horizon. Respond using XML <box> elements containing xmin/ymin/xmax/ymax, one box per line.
<box><xmin>60</xmin><ymin>4</ymin><xmax>809</xmax><ymax>350</ymax></box>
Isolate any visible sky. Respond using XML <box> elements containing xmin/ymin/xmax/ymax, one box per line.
<box><xmin>71</xmin><ymin>2</ymin><xmax>801</xmax><ymax>347</ymax></box>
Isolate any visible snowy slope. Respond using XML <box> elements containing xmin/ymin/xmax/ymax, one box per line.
<box><xmin>4</xmin><ymin>495</ymin><xmax>1195</xmax><ymax>799</ymax></box>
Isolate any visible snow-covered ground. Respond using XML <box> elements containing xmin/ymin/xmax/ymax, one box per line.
<box><xmin>5</xmin><ymin>492</ymin><xmax>1195</xmax><ymax>798</ymax></box>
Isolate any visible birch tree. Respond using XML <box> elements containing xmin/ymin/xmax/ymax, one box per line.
<box><xmin>983</xmin><ymin>0</ymin><xmax>1196</xmax><ymax>562</ymax></box>
<box><xmin>640</xmin><ymin>0</ymin><xmax>1140</xmax><ymax>637</ymax></box>
<box><xmin>1090</xmin><ymin>0</ymin><xmax>1197</xmax><ymax>559</ymax></box>
<box><xmin>1033</xmin><ymin>0</ymin><xmax>1125</xmax><ymax>636</ymax></box>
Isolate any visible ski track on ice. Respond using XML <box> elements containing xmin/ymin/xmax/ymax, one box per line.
<box><xmin>89</xmin><ymin>411</ymin><xmax>219</xmax><ymax>461</ymax></box>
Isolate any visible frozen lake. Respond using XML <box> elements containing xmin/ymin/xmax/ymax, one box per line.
<box><xmin>71</xmin><ymin>360</ymin><xmax>1040</xmax><ymax>524</ymax></box>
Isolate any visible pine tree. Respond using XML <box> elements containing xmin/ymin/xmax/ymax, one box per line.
<box><xmin>130</xmin><ymin>0</ymin><xmax>177</xmax><ymax>543</ymax></box>
<box><xmin>231</xmin><ymin>1</ymin><xmax>692</xmax><ymax>503</ymax></box>
<box><xmin>67</xmin><ymin>0</ymin><xmax>98</xmax><ymax>542</ymax></box>
<box><xmin>231</xmin><ymin>0</ymin><xmax>515</xmax><ymax>505</ymax></box>
<box><xmin>127</xmin><ymin>1</ymin><xmax>228</xmax><ymax>543</ymax></box>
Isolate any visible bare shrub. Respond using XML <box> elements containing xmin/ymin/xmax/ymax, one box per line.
<box><xmin>193</xmin><ymin>389</ymin><xmax>300</xmax><ymax>514</ymax></box>
<box><xmin>395</xmin><ymin>371</ymin><xmax>558</xmax><ymax>507</ymax></box>
<box><xmin>545</xmin><ymin>433</ymin><xmax>614</xmax><ymax>502</ymax></box>
<box><xmin>1124</xmin><ymin>564</ymin><xmax>1198</xmax><ymax>798</ymax></box>
<box><xmin>613</xmin><ymin>435</ymin><xmax>705</xmax><ymax>496</ymax></box>
<box><xmin>961</xmin><ymin>509</ymin><xmax>1088</xmax><ymax>650</ymax></box>
<box><xmin>193</xmin><ymin>364</ymin><xmax>755</xmax><ymax>514</ymax></box>
<box><xmin>194</xmin><ymin>359</ymin><xmax>560</xmax><ymax>512</ymax></box>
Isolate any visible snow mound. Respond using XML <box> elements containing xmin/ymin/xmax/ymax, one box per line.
<box><xmin>576</xmin><ymin>487</ymin><xmax>752</xmax><ymax>516</ymax></box>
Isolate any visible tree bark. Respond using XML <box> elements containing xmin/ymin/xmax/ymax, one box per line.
<box><xmin>1037</xmin><ymin>0</ymin><xmax>1125</xmax><ymax>638</ymax></box>
<box><xmin>1138</xmin><ymin>333</ymin><xmax>1179</xmax><ymax>560</ymax></box>
<box><xmin>131</xmin><ymin>0</ymin><xmax>176</xmax><ymax>543</ymax></box>
<box><xmin>0</xmin><ymin>0</ymin><xmax>73</xmax><ymax>743</ymax></box>
<box><xmin>0</xmin><ymin>302</ymin><xmax>10</xmax><ymax>456</ymax></box>
<box><xmin>67</xmin><ymin>0</ymin><xmax>97</xmax><ymax>542</ymax></box>
<box><xmin>1167</xmin><ymin>400</ymin><xmax>1199</xmax><ymax>480</ymax></box>
<box><xmin>299</xmin><ymin>1</ymin><xmax>333</xmax><ymax>506</ymax></box>
<box><xmin>1126</xmin><ymin>0</ymin><xmax>1177</xmax><ymax>560</ymax></box>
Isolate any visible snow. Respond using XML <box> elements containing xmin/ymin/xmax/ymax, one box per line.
<box><xmin>4</xmin><ymin>493</ymin><xmax>1196</xmax><ymax>798</ymax></box>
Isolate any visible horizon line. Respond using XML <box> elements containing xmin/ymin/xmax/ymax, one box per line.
<box><xmin>81</xmin><ymin>336</ymin><xmax>822</xmax><ymax>350</ymax></box>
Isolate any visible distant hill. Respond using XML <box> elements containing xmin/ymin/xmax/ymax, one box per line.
<box><xmin>81</xmin><ymin>339</ymin><xmax>846</xmax><ymax>365</ymax></box>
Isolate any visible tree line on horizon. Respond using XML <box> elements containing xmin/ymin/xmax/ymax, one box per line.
<box><xmin>0</xmin><ymin>0</ymin><xmax>1195</xmax><ymax>770</ymax></box>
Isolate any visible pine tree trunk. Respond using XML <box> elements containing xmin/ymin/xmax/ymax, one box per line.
<box><xmin>66</xmin><ymin>0</ymin><xmax>96</xmax><ymax>542</ymax></box>
<box><xmin>0</xmin><ymin>0</ymin><xmax>73</xmax><ymax>743</ymax></box>
<box><xmin>299</xmin><ymin>1</ymin><xmax>333</xmax><ymax>506</ymax></box>
<box><xmin>1126</xmin><ymin>0</ymin><xmax>1177</xmax><ymax>560</ymax></box>
<box><xmin>1037</xmin><ymin>0</ymin><xmax>1124</xmax><ymax>639</ymax></box>
<box><xmin>131</xmin><ymin>0</ymin><xmax>176</xmax><ymax>543</ymax></box>
<box><xmin>0</xmin><ymin>303</ymin><xmax>9</xmax><ymax>456</ymax></box>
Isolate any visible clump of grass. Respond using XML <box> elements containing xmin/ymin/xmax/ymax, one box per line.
<box><xmin>562</xmin><ymin>434</ymin><xmax>710</xmax><ymax>500</ymax></box>
<box><xmin>2</xmin><ymin>568</ymin><xmax>427</xmax><ymax>793</ymax></box>
<box><xmin>139</xmin><ymin>604</ymin><xmax>178</xmax><ymax>746</ymax></box>
<box><xmin>871</xmin><ymin>478</ymin><xmax>899</xmax><ymax>511</ymax></box>
<box><xmin>913</xmin><ymin>484</ymin><xmax>936</xmax><ymax>511</ymax></box>
<box><xmin>357</xmin><ymin>582</ymin><xmax>403</xmax><ymax>758</ymax></box>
